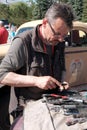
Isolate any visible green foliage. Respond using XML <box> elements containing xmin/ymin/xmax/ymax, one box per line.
<box><xmin>0</xmin><ymin>0</ymin><xmax>86</xmax><ymax>26</ymax></box>
<box><xmin>60</xmin><ymin>0</ymin><xmax>69</xmax><ymax>3</ymax></box>
<box><xmin>82</xmin><ymin>0</ymin><xmax>87</xmax><ymax>22</ymax></box>
<box><xmin>27</xmin><ymin>1</ymin><xmax>36</xmax><ymax>21</ymax></box>
<box><xmin>74</xmin><ymin>0</ymin><xmax>83</xmax><ymax>20</ymax></box>
<box><xmin>0</xmin><ymin>3</ymin><xmax>10</xmax><ymax>21</ymax></box>
<box><xmin>32</xmin><ymin>0</ymin><xmax>53</xmax><ymax>19</ymax></box>
<box><xmin>9</xmin><ymin>2</ymin><xmax>29</xmax><ymax>26</ymax></box>
<box><xmin>68</xmin><ymin>0</ymin><xmax>83</xmax><ymax>20</ymax></box>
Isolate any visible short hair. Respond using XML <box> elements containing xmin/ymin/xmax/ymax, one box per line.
<box><xmin>0</xmin><ymin>20</ymin><xmax>4</xmax><ymax>26</ymax></box>
<box><xmin>45</xmin><ymin>3</ymin><xmax>75</xmax><ymax>29</ymax></box>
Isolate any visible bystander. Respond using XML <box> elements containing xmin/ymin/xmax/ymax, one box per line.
<box><xmin>0</xmin><ymin>20</ymin><xmax>8</xmax><ymax>44</ymax></box>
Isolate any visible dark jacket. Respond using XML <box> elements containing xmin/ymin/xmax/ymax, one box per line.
<box><xmin>0</xmin><ymin>25</ymin><xmax>65</xmax><ymax>100</ymax></box>
<box><xmin>14</xmin><ymin>25</ymin><xmax>66</xmax><ymax>100</ymax></box>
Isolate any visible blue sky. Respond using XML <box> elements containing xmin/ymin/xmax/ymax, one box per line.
<box><xmin>0</xmin><ymin>0</ymin><xmax>28</xmax><ymax>4</ymax></box>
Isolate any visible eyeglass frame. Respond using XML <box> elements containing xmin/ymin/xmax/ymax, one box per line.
<box><xmin>48</xmin><ymin>21</ymin><xmax>68</xmax><ymax>40</ymax></box>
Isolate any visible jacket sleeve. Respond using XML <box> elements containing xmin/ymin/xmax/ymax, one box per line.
<box><xmin>0</xmin><ymin>38</ymin><xmax>25</xmax><ymax>81</ymax></box>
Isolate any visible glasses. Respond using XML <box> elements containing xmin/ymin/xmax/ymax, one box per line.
<box><xmin>48</xmin><ymin>22</ymin><xmax>67</xmax><ymax>40</ymax></box>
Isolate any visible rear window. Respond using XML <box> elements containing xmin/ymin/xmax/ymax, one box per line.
<box><xmin>65</xmin><ymin>29</ymin><xmax>87</xmax><ymax>47</ymax></box>
<box><xmin>16</xmin><ymin>27</ymin><xmax>33</xmax><ymax>35</ymax></box>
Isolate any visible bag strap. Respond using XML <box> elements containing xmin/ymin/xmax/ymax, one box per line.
<box><xmin>23</xmin><ymin>39</ymin><xmax>29</xmax><ymax>75</ymax></box>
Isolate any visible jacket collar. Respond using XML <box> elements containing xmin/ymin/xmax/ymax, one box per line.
<box><xmin>31</xmin><ymin>24</ymin><xmax>46</xmax><ymax>53</ymax></box>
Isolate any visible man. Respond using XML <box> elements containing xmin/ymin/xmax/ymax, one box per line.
<box><xmin>0</xmin><ymin>3</ymin><xmax>74</xmax><ymax>129</ymax></box>
<box><xmin>0</xmin><ymin>20</ymin><xmax>8</xmax><ymax>44</ymax></box>
<box><xmin>0</xmin><ymin>2</ymin><xmax>75</xmax><ymax>104</ymax></box>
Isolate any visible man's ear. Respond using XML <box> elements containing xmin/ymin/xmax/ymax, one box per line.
<box><xmin>42</xmin><ymin>18</ymin><xmax>48</xmax><ymax>25</ymax></box>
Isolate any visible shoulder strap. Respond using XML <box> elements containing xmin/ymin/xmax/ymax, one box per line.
<box><xmin>23</xmin><ymin>39</ymin><xmax>29</xmax><ymax>75</ymax></box>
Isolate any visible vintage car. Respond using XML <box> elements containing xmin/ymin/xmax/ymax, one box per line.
<box><xmin>0</xmin><ymin>20</ymin><xmax>87</xmax><ymax>88</ymax></box>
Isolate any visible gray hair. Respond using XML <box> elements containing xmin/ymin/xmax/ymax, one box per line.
<box><xmin>45</xmin><ymin>3</ymin><xmax>75</xmax><ymax>29</ymax></box>
<box><xmin>0</xmin><ymin>21</ymin><xmax>4</xmax><ymax>26</ymax></box>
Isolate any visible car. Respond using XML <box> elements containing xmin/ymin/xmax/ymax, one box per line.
<box><xmin>0</xmin><ymin>20</ymin><xmax>87</xmax><ymax>87</ymax></box>
<box><xmin>16</xmin><ymin>20</ymin><xmax>42</xmax><ymax>35</ymax></box>
<box><xmin>0</xmin><ymin>43</ymin><xmax>10</xmax><ymax>64</ymax></box>
<box><xmin>65</xmin><ymin>21</ymin><xmax>87</xmax><ymax>87</ymax></box>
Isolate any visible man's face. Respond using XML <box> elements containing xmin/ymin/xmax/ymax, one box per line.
<box><xmin>43</xmin><ymin>18</ymin><xmax>70</xmax><ymax>46</ymax></box>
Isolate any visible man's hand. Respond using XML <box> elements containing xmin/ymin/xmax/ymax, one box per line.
<box><xmin>61</xmin><ymin>81</ymin><xmax>69</xmax><ymax>90</ymax></box>
<box><xmin>35</xmin><ymin>76</ymin><xmax>68</xmax><ymax>91</ymax></box>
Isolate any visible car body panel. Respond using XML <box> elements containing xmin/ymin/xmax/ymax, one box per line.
<box><xmin>0</xmin><ymin>20</ymin><xmax>87</xmax><ymax>87</ymax></box>
<box><xmin>65</xmin><ymin>47</ymin><xmax>87</xmax><ymax>86</ymax></box>
<box><xmin>0</xmin><ymin>44</ymin><xmax>10</xmax><ymax>63</ymax></box>
<box><xmin>73</xmin><ymin>21</ymin><xmax>87</xmax><ymax>32</ymax></box>
<box><xmin>16</xmin><ymin>20</ymin><xmax>42</xmax><ymax>35</ymax></box>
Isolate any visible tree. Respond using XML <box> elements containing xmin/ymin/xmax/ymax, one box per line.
<box><xmin>32</xmin><ymin>0</ymin><xmax>76</xmax><ymax>20</ymax></box>
<box><xmin>59</xmin><ymin>0</ymin><xmax>68</xmax><ymax>2</ymax></box>
<box><xmin>82</xmin><ymin>0</ymin><xmax>87</xmax><ymax>22</ymax></box>
<box><xmin>32</xmin><ymin>0</ymin><xmax>53</xmax><ymax>19</ymax></box>
<box><xmin>74</xmin><ymin>0</ymin><xmax>83</xmax><ymax>20</ymax></box>
<box><xmin>9</xmin><ymin>2</ymin><xmax>29</xmax><ymax>26</ymax></box>
<box><xmin>68</xmin><ymin>0</ymin><xmax>83</xmax><ymax>20</ymax></box>
<box><xmin>0</xmin><ymin>3</ymin><xmax>10</xmax><ymax>21</ymax></box>
<box><xmin>0</xmin><ymin>0</ymin><xmax>86</xmax><ymax>26</ymax></box>
<box><xmin>27</xmin><ymin>0</ymin><xmax>36</xmax><ymax>21</ymax></box>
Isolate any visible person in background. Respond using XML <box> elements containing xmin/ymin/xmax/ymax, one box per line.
<box><xmin>0</xmin><ymin>2</ymin><xmax>74</xmax><ymax>129</ymax></box>
<box><xmin>0</xmin><ymin>20</ymin><xmax>8</xmax><ymax>44</ymax></box>
<box><xmin>8</xmin><ymin>24</ymin><xmax>17</xmax><ymax>42</ymax></box>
